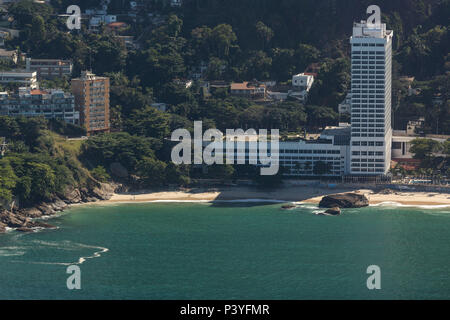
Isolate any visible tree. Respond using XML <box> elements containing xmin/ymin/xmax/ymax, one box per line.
<box><xmin>165</xmin><ymin>162</ymin><xmax>190</xmax><ymax>185</ymax></box>
<box><xmin>442</xmin><ymin>140</ymin><xmax>450</xmax><ymax>156</ymax></box>
<box><xmin>207</xmin><ymin>164</ymin><xmax>235</xmax><ymax>179</ymax></box>
<box><xmin>0</xmin><ymin>160</ymin><xmax>18</xmax><ymax>207</ymax></box>
<box><xmin>294</xmin><ymin>44</ymin><xmax>320</xmax><ymax>72</ymax></box>
<box><xmin>30</xmin><ymin>15</ymin><xmax>46</xmax><ymax>44</ymax></box>
<box><xmin>308</xmin><ymin>58</ymin><xmax>350</xmax><ymax>107</ymax></box>
<box><xmin>410</xmin><ymin>138</ymin><xmax>442</xmax><ymax>160</ymax></box>
<box><xmin>92</xmin><ymin>39</ymin><xmax>127</xmax><ymax>74</ymax></box>
<box><xmin>206</xmin><ymin>57</ymin><xmax>227</xmax><ymax>80</ymax></box>
<box><xmin>210</xmin><ymin>24</ymin><xmax>237</xmax><ymax>58</ymax></box>
<box><xmin>91</xmin><ymin>166</ymin><xmax>110</xmax><ymax>182</ymax></box>
<box><xmin>243</xmin><ymin>50</ymin><xmax>272</xmax><ymax>80</ymax></box>
<box><xmin>27</xmin><ymin>162</ymin><xmax>56</xmax><ymax>202</ymax></box>
<box><xmin>136</xmin><ymin>157</ymin><xmax>167</xmax><ymax>187</ymax></box>
<box><xmin>306</xmin><ymin>105</ymin><xmax>338</xmax><ymax>128</ymax></box>
<box><xmin>271</xmin><ymin>48</ymin><xmax>295</xmax><ymax>81</ymax></box>
<box><xmin>255</xmin><ymin>21</ymin><xmax>274</xmax><ymax>50</ymax></box>
<box><xmin>253</xmin><ymin>166</ymin><xmax>284</xmax><ymax>189</ymax></box>
<box><xmin>126</xmin><ymin>106</ymin><xmax>170</xmax><ymax>140</ymax></box>
<box><xmin>81</xmin><ymin>132</ymin><xmax>160</xmax><ymax>173</ymax></box>
<box><xmin>167</xmin><ymin>14</ymin><xmax>183</xmax><ymax>38</ymax></box>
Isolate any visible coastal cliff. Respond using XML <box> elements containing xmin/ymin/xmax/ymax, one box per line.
<box><xmin>0</xmin><ymin>182</ymin><xmax>116</xmax><ymax>233</ymax></box>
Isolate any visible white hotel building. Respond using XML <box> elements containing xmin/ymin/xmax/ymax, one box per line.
<box><xmin>349</xmin><ymin>20</ymin><xmax>393</xmax><ymax>175</ymax></box>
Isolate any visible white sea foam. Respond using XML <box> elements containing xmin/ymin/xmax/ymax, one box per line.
<box><xmin>112</xmin><ymin>199</ymin><xmax>288</xmax><ymax>204</ymax></box>
<box><xmin>37</xmin><ymin>212</ymin><xmax>65</xmax><ymax>220</ymax></box>
<box><xmin>8</xmin><ymin>240</ymin><xmax>109</xmax><ymax>266</ymax></box>
<box><xmin>0</xmin><ymin>246</ymin><xmax>26</xmax><ymax>257</ymax></box>
<box><xmin>213</xmin><ymin>199</ymin><xmax>287</xmax><ymax>203</ymax></box>
<box><xmin>313</xmin><ymin>211</ymin><xmax>334</xmax><ymax>216</ymax></box>
<box><xmin>296</xmin><ymin>203</ymin><xmax>320</xmax><ymax>210</ymax></box>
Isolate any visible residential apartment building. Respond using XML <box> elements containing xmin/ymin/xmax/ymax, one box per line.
<box><xmin>0</xmin><ymin>71</ymin><xmax>38</xmax><ymax>89</ymax></box>
<box><xmin>0</xmin><ymin>87</ymin><xmax>79</xmax><ymax>124</ymax></box>
<box><xmin>25</xmin><ymin>58</ymin><xmax>73</xmax><ymax>79</ymax></box>
<box><xmin>71</xmin><ymin>71</ymin><xmax>110</xmax><ymax>135</ymax></box>
<box><xmin>287</xmin><ymin>73</ymin><xmax>315</xmax><ymax>103</ymax></box>
<box><xmin>349</xmin><ymin>20</ymin><xmax>393</xmax><ymax>175</ymax></box>
<box><xmin>292</xmin><ymin>73</ymin><xmax>314</xmax><ymax>91</ymax></box>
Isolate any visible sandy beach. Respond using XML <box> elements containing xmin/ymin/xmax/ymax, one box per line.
<box><xmin>98</xmin><ymin>186</ymin><xmax>450</xmax><ymax>207</ymax></box>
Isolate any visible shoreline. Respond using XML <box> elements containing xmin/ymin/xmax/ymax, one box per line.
<box><xmin>92</xmin><ymin>186</ymin><xmax>450</xmax><ymax>207</ymax></box>
<box><xmin>2</xmin><ymin>185</ymin><xmax>449</xmax><ymax>233</ymax></box>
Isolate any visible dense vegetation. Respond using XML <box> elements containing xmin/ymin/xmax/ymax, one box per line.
<box><xmin>0</xmin><ymin>117</ymin><xmax>91</xmax><ymax>208</ymax></box>
<box><xmin>0</xmin><ymin>0</ymin><xmax>449</xmax><ymax>207</ymax></box>
<box><xmin>391</xmin><ymin>138</ymin><xmax>450</xmax><ymax>178</ymax></box>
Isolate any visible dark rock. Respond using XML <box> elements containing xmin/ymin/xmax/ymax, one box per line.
<box><xmin>60</xmin><ymin>187</ymin><xmax>82</xmax><ymax>203</ymax></box>
<box><xmin>378</xmin><ymin>189</ymin><xmax>394</xmax><ymax>195</ymax></box>
<box><xmin>2</xmin><ymin>182</ymin><xmax>117</xmax><ymax>233</ymax></box>
<box><xmin>0</xmin><ymin>211</ymin><xmax>28</xmax><ymax>228</ymax></box>
<box><xmin>281</xmin><ymin>204</ymin><xmax>296</xmax><ymax>210</ymax></box>
<box><xmin>91</xmin><ymin>183</ymin><xmax>115</xmax><ymax>200</ymax></box>
<box><xmin>319</xmin><ymin>193</ymin><xmax>369</xmax><ymax>208</ymax></box>
<box><xmin>80</xmin><ymin>188</ymin><xmax>90</xmax><ymax>201</ymax></box>
<box><xmin>324</xmin><ymin>207</ymin><xmax>341</xmax><ymax>215</ymax></box>
<box><xmin>20</xmin><ymin>207</ymin><xmax>43</xmax><ymax>218</ymax></box>
<box><xmin>27</xmin><ymin>221</ymin><xmax>57</xmax><ymax>229</ymax></box>
<box><xmin>110</xmin><ymin>162</ymin><xmax>129</xmax><ymax>178</ymax></box>
<box><xmin>51</xmin><ymin>199</ymin><xmax>68</xmax><ymax>211</ymax></box>
<box><xmin>36</xmin><ymin>203</ymin><xmax>56</xmax><ymax>216</ymax></box>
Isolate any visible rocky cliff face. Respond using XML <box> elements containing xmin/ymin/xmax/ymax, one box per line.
<box><xmin>0</xmin><ymin>182</ymin><xmax>117</xmax><ymax>233</ymax></box>
<box><xmin>319</xmin><ymin>193</ymin><xmax>369</xmax><ymax>208</ymax></box>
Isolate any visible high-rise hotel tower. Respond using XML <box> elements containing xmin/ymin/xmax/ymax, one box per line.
<box><xmin>350</xmin><ymin>20</ymin><xmax>393</xmax><ymax>175</ymax></box>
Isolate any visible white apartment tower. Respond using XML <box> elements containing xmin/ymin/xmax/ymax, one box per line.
<box><xmin>349</xmin><ymin>19</ymin><xmax>393</xmax><ymax>175</ymax></box>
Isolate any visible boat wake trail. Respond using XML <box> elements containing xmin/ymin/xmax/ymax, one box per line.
<box><xmin>5</xmin><ymin>240</ymin><xmax>109</xmax><ymax>266</ymax></box>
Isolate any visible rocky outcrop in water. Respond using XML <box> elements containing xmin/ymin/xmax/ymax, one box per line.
<box><xmin>319</xmin><ymin>193</ymin><xmax>369</xmax><ymax>208</ymax></box>
<box><xmin>0</xmin><ymin>182</ymin><xmax>117</xmax><ymax>233</ymax></box>
<box><xmin>324</xmin><ymin>207</ymin><xmax>341</xmax><ymax>215</ymax></box>
<box><xmin>281</xmin><ymin>204</ymin><xmax>296</xmax><ymax>210</ymax></box>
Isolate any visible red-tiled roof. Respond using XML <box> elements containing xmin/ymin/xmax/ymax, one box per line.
<box><xmin>231</xmin><ymin>82</ymin><xmax>252</xmax><ymax>90</ymax></box>
<box><xmin>107</xmin><ymin>22</ymin><xmax>127</xmax><ymax>28</ymax></box>
<box><xmin>30</xmin><ymin>89</ymin><xmax>48</xmax><ymax>95</ymax></box>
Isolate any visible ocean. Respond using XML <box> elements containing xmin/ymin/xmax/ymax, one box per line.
<box><xmin>0</xmin><ymin>202</ymin><xmax>449</xmax><ymax>299</ymax></box>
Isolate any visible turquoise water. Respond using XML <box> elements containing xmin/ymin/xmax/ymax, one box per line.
<box><xmin>0</xmin><ymin>202</ymin><xmax>449</xmax><ymax>299</ymax></box>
